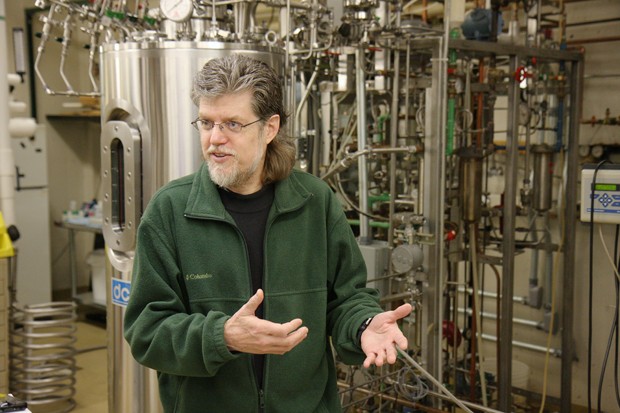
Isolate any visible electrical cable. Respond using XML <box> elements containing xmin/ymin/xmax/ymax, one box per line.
<box><xmin>597</xmin><ymin>225</ymin><xmax>620</xmax><ymax>411</ymax></box>
<box><xmin>598</xmin><ymin>225</ymin><xmax>620</xmax><ymax>283</ymax></box>
<box><xmin>615</xmin><ymin>234</ymin><xmax>620</xmax><ymax>409</ymax></box>
<box><xmin>393</xmin><ymin>366</ymin><xmax>429</xmax><ymax>401</ymax></box>
<box><xmin>597</xmin><ymin>225</ymin><xmax>620</xmax><ymax>412</ymax></box>
<box><xmin>396</xmin><ymin>347</ymin><xmax>475</xmax><ymax>413</ymax></box>
<box><xmin>589</xmin><ymin>160</ymin><xmax>608</xmax><ymax>413</ymax></box>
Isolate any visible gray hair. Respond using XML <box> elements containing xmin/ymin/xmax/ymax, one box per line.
<box><xmin>191</xmin><ymin>54</ymin><xmax>296</xmax><ymax>183</ymax></box>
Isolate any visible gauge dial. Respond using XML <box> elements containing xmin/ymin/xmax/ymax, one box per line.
<box><xmin>578</xmin><ymin>145</ymin><xmax>591</xmax><ymax>158</ymax></box>
<box><xmin>160</xmin><ymin>0</ymin><xmax>193</xmax><ymax>23</ymax></box>
<box><xmin>592</xmin><ymin>145</ymin><xmax>604</xmax><ymax>159</ymax></box>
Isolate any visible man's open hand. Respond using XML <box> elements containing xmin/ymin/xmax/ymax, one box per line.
<box><xmin>360</xmin><ymin>303</ymin><xmax>412</xmax><ymax>368</ymax></box>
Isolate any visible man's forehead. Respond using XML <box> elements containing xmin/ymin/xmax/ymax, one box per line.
<box><xmin>199</xmin><ymin>90</ymin><xmax>252</xmax><ymax>104</ymax></box>
<box><xmin>198</xmin><ymin>91</ymin><xmax>254</xmax><ymax>116</ymax></box>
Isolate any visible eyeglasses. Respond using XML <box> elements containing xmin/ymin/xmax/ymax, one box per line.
<box><xmin>191</xmin><ymin>118</ymin><xmax>263</xmax><ymax>134</ymax></box>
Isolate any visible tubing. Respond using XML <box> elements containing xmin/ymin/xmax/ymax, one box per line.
<box><xmin>9</xmin><ymin>302</ymin><xmax>78</xmax><ymax>413</ymax></box>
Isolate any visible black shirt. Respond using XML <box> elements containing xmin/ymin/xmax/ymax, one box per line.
<box><xmin>218</xmin><ymin>183</ymin><xmax>275</xmax><ymax>388</ymax></box>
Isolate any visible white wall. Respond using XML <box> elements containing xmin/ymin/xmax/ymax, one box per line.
<box><xmin>5</xmin><ymin>3</ymin><xmax>102</xmax><ymax>297</ymax></box>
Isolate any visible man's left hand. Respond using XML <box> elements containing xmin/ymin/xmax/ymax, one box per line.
<box><xmin>360</xmin><ymin>303</ymin><xmax>412</xmax><ymax>368</ymax></box>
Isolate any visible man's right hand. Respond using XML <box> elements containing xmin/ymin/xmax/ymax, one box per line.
<box><xmin>223</xmin><ymin>289</ymin><xmax>309</xmax><ymax>354</ymax></box>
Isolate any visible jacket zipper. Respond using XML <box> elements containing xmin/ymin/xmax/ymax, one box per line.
<box><xmin>258</xmin><ymin>388</ymin><xmax>266</xmax><ymax>412</ymax></box>
<box><xmin>257</xmin><ymin>215</ymin><xmax>276</xmax><ymax>413</ymax></box>
<box><xmin>230</xmin><ymin>223</ymin><xmax>264</xmax><ymax>412</ymax></box>
<box><xmin>186</xmin><ymin>209</ymin><xmax>273</xmax><ymax>412</ymax></box>
<box><xmin>232</xmin><ymin>220</ymin><xmax>264</xmax><ymax>413</ymax></box>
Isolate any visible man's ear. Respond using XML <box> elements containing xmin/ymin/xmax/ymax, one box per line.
<box><xmin>264</xmin><ymin>114</ymin><xmax>280</xmax><ymax>144</ymax></box>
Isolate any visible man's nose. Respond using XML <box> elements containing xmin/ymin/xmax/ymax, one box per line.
<box><xmin>209</xmin><ymin>125</ymin><xmax>228</xmax><ymax>143</ymax></box>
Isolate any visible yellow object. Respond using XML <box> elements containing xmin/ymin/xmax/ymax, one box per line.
<box><xmin>0</xmin><ymin>212</ymin><xmax>15</xmax><ymax>258</ymax></box>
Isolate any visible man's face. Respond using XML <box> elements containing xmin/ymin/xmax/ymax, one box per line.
<box><xmin>198</xmin><ymin>91</ymin><xmax>279</xmax><ymax>194</ymax></box>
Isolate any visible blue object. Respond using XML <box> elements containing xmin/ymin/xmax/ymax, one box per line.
<box><xmin>111</xmin><ymin>278</ymin><xmax>131</xmax><ymax>307</ymax></box>
<box><xmin>461</xmin><ymin>8</ymin><xmax>503</xmax><ymax>41</ymax></box>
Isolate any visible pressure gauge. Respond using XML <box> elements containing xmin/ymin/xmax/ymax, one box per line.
<box><xmin>578</xmin><ymin>145</ymin><xmax>591</xmax><ymax>158</ymax></box>
<box><xmin>160</xmin><ymin>0</ymin><xmax>193</xmax><ymax>23</ymax></box>
<box><xmin>592</xmin><ymin>145</ymin><xmax>605</xmax><ymax>159</ymax></box>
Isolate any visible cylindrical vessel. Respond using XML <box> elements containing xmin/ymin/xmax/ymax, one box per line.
<box><xmin>459</xmin><ymin>151</ymin><xmax>483</xmax><ymax>223</ymax></box>
<box><xmin>531</xmin><ymin>143</ymin><xmax>554</xmax><ymax>212</ymax></box>
<box><xmin>100</xmin><ymin>41</ymin><xmax>284</xmax><ymax>413</ymax></box>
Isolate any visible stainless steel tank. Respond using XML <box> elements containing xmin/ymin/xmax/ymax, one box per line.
<box><xmin>100</xmin><ymin>41</ymin><xmax>284</xmax><ymax>413</ymax></box>
<box><xmin>531</xmin><ymin>143</ymin><xmax>554</xmax><ymax>212</ymax></box>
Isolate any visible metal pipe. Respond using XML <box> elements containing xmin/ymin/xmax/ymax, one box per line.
<box><xmin>561</xmin><ymin>49</ymin><xmax>583</xmax><ymax>413</ymax></box>
<box><xmin>566</xmin><ymin>36</ymin><xmax>620</xmax><ymax>45</ymax></box>
<box><xmin>489</xmin><ymin>262</ymin><xmax>502</xmax><ymax>373</ymax></box>
<box><xmin>87</xmin><ymin>29</ymin><xmax>100</xmax><ymax>93</ymax></box>
<box><xmin>319</xmin><ymin>84</ymin><xmax>332</xmax><ymax>168</ymax></box>
<box><xmin>355</xmin><ymin>46</ymin><xmax>370</xmax><ymax>244</ymax></box>
<box><xmin>387</xmin><ymin>30</ymin><xmax>401</xmax><ymax>249</ymax></box>
<box><xmin>457</xmin><ymin>307</ymin><xmax>539</xmax><ymax>328</ymax></box>
<box><xmin>59</xmin><ymin>13</ymin><xmax>76</xmax><ymax>94</ymax></box>
<box><xmin>523</xmin><ymin>92</ymin><xmax>533</xmax><ymax>198</ymax></box>
<box><xmin>207</xmin><ymin>0</ymin><xmax>315</xmax><ymax>10</ymax></box>
<box><xmin>481</xmin><ymin>333</ymin><xmax>561</xmax><ymax>357</ymax></box>
<box><xmin>379</xmin><ymin>291</ymin><xmax>418</xmax><ymax>305</ymax></box>
<box><xmin>422</xmin><ymin>35</ymin><xmax>446</xmax><ymax>391</ymax></box>
<box><xmin>338</xmin><ymin>379</ymin><xmax>446</xmax><ymax>413</ymax></box>
<box><xmin>457</xmin><ymin>285</ymin><xmax>527</xmax><ymax>304</ymax></box>
<box><xmin>9</xmin><ymin>302</ymin><xmax>78</xmax><ymax>411</ymax></box>
<box><xmin>34</xmin><ymin>5</ymin><xmax>57</xmax><ymax>95</ymax></box>
<box><xmin>476</xmin><ymin>60</ymin><xmax>485</xmax><ymax>148</ymax></box>
<box><xmin>470</xmin><ymin>223</ymin><xmax>488</xmax><ymax>405</ymax></box>
<box><xmin>498</xmin><ymin>54</ymin><xmax>521</xmax><ymax>411</ymax></box>
<box><xmin>294</xmin><ymin>59</ymin><xmax>320</xmax><ymax>139</ymax></box>
<box><xmin>287</xmin><ymin>63</ymin><xmax>296</xmax><ymax>154</ymax></box>
<box><xmin>398</xmin><ymin>348</ymin><xmax>475</xmax><ymax>413</ymax></box>
<box><xmin>464</xmin><ymin>60</ymin><xmax>472</xmax><ymax>146</ymax></box>
<box><xmin>320</xmin><ymin>146</ymin><xmax>423</xmax><ymax>181</ymax></box>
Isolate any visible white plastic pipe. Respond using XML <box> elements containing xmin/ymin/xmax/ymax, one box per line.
<box><xmin>450</xmin><ymin>0</ymin><xmax>466</xmax><ymax>27</ymax></box>
<box><xmin>9</xmin><ymin>118</ymin><xmax>37</xmax><ymax>138</ymax></box>
<box><xmin>0</xmin><ymin>0</ymin><xmax>17</xmax><ymax>226</ymax></box>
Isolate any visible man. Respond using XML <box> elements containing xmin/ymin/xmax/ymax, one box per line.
<box><xmin>124</xmin><ymin>54</ymin><xmax>412</xmax><ymax>412</ymax></box>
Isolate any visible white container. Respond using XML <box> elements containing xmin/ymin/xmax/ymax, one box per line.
<box><xmin>86</xmin><ymin>249</ymin><xmax>106</xmax><ymax>306</ymax></box>
<box><xmin>481</xmin><ymin>358</ymin><xmax>530</xmax><ymax>389</ymax></box>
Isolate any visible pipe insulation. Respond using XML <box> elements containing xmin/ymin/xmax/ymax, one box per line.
<box><xmin>9</xmin><ymin>100</ymin><xmax>27</xmax><ymax>115</ymax></box>
<box><xmin>9</xmin><ymin>118</ymin><xmax>37</xmax><ymax>139</ymax></box>
<box><xmin>0</xmin><ymin>0</ymin><xmax>17</xmax><ymax>226</ymax></box>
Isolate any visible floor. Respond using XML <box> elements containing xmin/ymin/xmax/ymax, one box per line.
<box><xmin>71</xmin><ymin>320</ymin><xmax>108</xmax><ymax>413</ymax></box>
<box><xmin>25</xmin><ymin>317</ymin><xmax>109</xmax><ymax>413</ymax></box>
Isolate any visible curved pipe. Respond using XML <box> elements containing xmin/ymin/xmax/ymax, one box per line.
<box><xmin>320</xmin><ymin>145</ymin><xmax>424</xmax><ymax>181</ymax></box>
<box><xmin>34</xmin><ymin>5</ymin><xmax>57</xmax><ymax>95</ymax></box>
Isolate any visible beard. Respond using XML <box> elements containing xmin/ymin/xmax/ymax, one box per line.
<box><xmin>206</xmin><ymin>133</ymin><xmax>265</xmax><ymax>190</ymax></box>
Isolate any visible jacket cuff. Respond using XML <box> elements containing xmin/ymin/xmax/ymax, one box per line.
<box><xmin>204</xmin><ymin>313</ymin><xmax>239</xmax><ymax>364</ymax></box>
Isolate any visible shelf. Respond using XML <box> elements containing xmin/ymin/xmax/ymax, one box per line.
<box><xmin>46</xmin><ymin>113</ymin><xmax>101</xmax><ymax>122</ymax></box>
<box><xmin>74</xmin><ymin>291</ymin><xmax>106</xmax><ymax>311</ymax></box>
<box><xmin>55</xmin><ymin>221</ymin><xmax>102</xmax><ymax>234</ymax></box>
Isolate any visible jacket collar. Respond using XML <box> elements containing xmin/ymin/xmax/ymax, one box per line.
<box><xmin>184</xmin><ymin>163</ymin><xmax>312</xmax><ymax>219</ymax></box>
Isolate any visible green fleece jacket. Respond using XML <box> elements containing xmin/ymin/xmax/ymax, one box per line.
<box><xmin>124</xmin><ymin>163</ymin><xmax>382</xmax><ymax>413</ymax></box>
